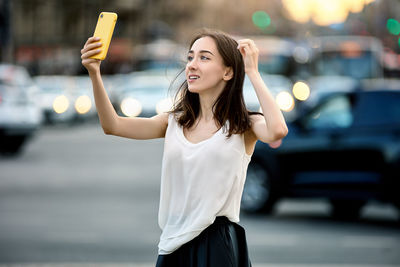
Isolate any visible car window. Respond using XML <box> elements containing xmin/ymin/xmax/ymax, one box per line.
<box><xmin>354</xmin><ymin>92</ymin><xmax>400</xmax><ymax>126</ymax></box>
<box><xmin>314</xmin><ymin>51</ymin><xmax>380</xmax><ymax>79</ymax></box>
<box><xmin>0</xmin><ymin>66</ymin><xmax>33</xmax><ymax>87</ymax></box>
<box><xmin>304</xmin><ymin>95</ymin><xmax>353</xmax><ymax>130</ymax></box>
<box><xmin>258</xmin><ymin>55</ymin><xmax>292</xmax><ymax>75</ymax></box>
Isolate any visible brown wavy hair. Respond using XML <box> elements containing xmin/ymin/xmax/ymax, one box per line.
<box><xmin>170</xmin><ymin>28</ymin><xmax>261</xmax><ymax>137</ymax></box>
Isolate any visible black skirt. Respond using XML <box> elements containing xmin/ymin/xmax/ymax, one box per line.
<box><xmin>155</xmin><ymin>216</ymin><xmax>252</xmax><ymax>267</ymax></box>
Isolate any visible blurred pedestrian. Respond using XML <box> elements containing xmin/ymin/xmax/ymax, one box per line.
<box><xmin>81</xmin><ymin>28</ymin><xmax>288</xmax><ymax>267</ymax></box>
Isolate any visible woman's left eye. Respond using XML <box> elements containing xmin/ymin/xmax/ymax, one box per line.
<box><xmin>200</xmin><ymin>56</ymin><xmax>209</xmax><ymax>60</ymax></box>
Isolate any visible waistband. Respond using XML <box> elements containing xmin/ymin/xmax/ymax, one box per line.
<box><xmin>213</xmin><ymin>216</ymin><xmax>231</xmax><ymax>225</ymax></box>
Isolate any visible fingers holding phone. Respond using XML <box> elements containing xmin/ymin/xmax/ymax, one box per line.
<box><xmin>81</xmin><ymin>37</ymin><xmax>102</xmax><ymax>74</ymax></box>
<box><xmin>90</xmin><ymin>12</ymin><xmax>117</xmax><ymax>60</ymax></box>
<box><xmin>81</xmin><ymin>12</ymin><xmax>117</xmax><ymax>74</ymax></box>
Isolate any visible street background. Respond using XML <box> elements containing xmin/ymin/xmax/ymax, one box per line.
<box><xmin>0</xmin><ymin>123</ymin><xmax>399</xmax><ymax>266</ymax></box>
<box><xmin>1</xmin><ymin>0</ymin><xmax>400</xmax><ymax>266</ymax></box>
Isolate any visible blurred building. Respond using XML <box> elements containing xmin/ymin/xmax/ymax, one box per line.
<box><xmin>0</xmin><ymin>0</ymin><xmax>399</xmax><ymax>76</ymax></box>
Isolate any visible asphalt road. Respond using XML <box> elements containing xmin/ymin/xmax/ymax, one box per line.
<box><xmin>1</xmin><ymin>122</ymin><xmax>400</xmax><ymax>267</ymax></box>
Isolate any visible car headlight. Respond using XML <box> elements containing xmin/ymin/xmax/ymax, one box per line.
<box><xmin>75</xmin><ymin>95</ymin><xmax>92</xmax><ymax>114</ymax></box>
<box><xmin>156</xmin><ymin>98</ymin><xmax>174</xmax><ymax>115</ymax></box>
<box><xmin>53</xmin><ymin>95</ymin><xmax>69</xmax><ymax>114</ymax></box>
<box><xmin>276</xmin><ymin>91</ymin><xmax>295</xmax><ymax>112</ymax></box>
<box><xmin>121</xmin><ymin>97</ymin><xmax>142</xmax><ymax>117</ymax></box>
<box><xmin>292</xmin><ymin>81</ymin><xmax>310</xmax><ymax>101</ymax></box>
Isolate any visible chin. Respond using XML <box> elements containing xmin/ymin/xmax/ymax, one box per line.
<box><xmin>188</xmin><ymin>86</ymin><xmax>201</xmax><ymax>93</ymax></box>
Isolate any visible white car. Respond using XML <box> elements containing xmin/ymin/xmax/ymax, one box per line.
<box><xmin>0</xmin><ymin>64</ymin><xmax>42</xmax><ymax>155</ymax></box>
<box><xmin>34</xmin><ymin>75</ymin><xmax>76</xmax><ymax>124</ymax></box>
<box><xmin>70</xmin><ymin>76</ymin><xmax>97</xmax><ymax>120</ymax></box>
<box><xmin>115</xmin><ymin>70</ymin><xmax>182</xmax><ymax>117</ymax></box>
<box><xmin>243</xmin><ymin>73</ymin><xmax>296</xmax><ymax>121</ymax></box>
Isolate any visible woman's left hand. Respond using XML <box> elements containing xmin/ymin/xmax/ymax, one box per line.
<box><xmin>237</xmin><ymin>39</ymin><xmax>259</xmax><ymax>74</ymax></box>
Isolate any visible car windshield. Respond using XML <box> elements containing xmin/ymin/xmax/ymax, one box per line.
<box><xmin>304</xmin><ymin>95</ymin><xmax>353</xmax><ymax>130</ymax></box>
<box><xmin>36</xmin><ymin>80</ymin><xmax>64</xmax><ymax>92</ymax></box>
<box><xmin>0</xmin><ymin>66</ymin><xmax>33</xmax><ymax>87</ymax></box>
<box><xmin>314</xmin><ymin>51</ymin><xmax>379</xmax><ymax>79</ymax></box>
<box><xmin>258</xmin><ymin>55</ymin><xmax>292</xmax><ymax>75</ymax></box>
<box><xmin>354</xmin><ymin>92</ymin><xmax>400</xmax><ymax>126</ymax></box>
<box><xmin>123</xmin><ymin>76</ymin><xmax>170</xmax><ymax>95</ymax></box>
<box><xmin>0</xmin><ymin>84</ymin><xmax>26</xmax><ymax>99</ymax></box>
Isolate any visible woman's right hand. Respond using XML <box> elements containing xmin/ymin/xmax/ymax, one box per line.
<box><xmin>81</xmin><ymin>37</ymin><xmax>102</xmax><ymax>74</ymax></box>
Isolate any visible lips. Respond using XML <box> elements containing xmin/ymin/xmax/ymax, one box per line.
<box><xmin>188</xmin><ymin>74</ymin><xmax>200</xmax><ymax>82</ymax></box>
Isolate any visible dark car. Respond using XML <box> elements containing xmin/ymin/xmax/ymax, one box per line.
<box><xmin>241</xmin><ymin>89</ymin><xmax>400</xmax><ymax>219</ymax></box>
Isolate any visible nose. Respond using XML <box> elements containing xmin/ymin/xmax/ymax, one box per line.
<box><xmin>187</xmin><ymin>58</ymin><xmax>197</xmax><ymax>70</ymax></box>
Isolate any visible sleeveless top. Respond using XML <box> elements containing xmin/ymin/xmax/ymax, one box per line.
<box><xmin>157</xmin><ymin>113</ymin><xmax>252</xmax><ymax>255</ymax></box>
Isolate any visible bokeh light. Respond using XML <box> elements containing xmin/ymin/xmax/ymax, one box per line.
<box><xmin>53</xmin><ymin>95</ymin><xmax>69</xmax><ymax>114</ymax></box>
<box><xmin>276</xmin><ymin>91</ymin><xmax>295</xmax><ymax>112</ymax></box>
<box><xmin>293</xmin><ymin>46</ymin><xmax>310</xmax><ymax>63</ymax></box>
<box><xmin>121</xmin><ymin>97</ymin><xmax>142</xmax><ymax>117</ymax></box>
<box><xmin>156</xmin><ymin>98</ymin><xmax>174</xmax><ymax>115</ymax></box>
<box><xmin>312</xmin><ymin>1</ymin><xmax>349</xmax><ymax>26</ymax></box>
<box><xmin>282</xmin><ymin>0</ymin><xmax>376</xmax><ymax>26</ymax></box>
<box><xmin>387</xmin><ymin>19</ymin><xmax>400</xmax><ymax>35</ymax></box>
<box><xmin>348</xmin><ymin>0</ymin><xmax>366</xmax><ymax>13</ymax></box>
<box><xmin>292</xmin><ymin>81</ymin><xmax>310</xmax><ymax>101</ymax></box>
<box><xmin>252</xmin><ymin>11</ymin><xmax>271</xmax><ymax>29</ymax></box>
<box><xmin>74</xmin><ymin>95</ymin><xmax>92</xmax><ymax>114</ymax></box>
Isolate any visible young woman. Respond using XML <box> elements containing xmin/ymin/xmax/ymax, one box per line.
<box><xmin>81</xmin><ymin>28</ymin><xmax>288</xmax><ymax>267</ymax></box>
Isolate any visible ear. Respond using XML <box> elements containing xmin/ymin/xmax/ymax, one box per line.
<box><xmin>223</xmin><ymin>67</ymin><xmax>233</xmax><ymax>81</ymax></box>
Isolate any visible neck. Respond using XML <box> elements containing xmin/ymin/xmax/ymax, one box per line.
<box><xmin>197</xmin><ymin>83</ymin><xmax>225</xmax><ymax>123</ymax></box>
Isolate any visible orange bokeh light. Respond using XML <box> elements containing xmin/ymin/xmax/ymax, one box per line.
<box><xmin>282</xmin><ymin>0</ymin><xmax>376</xmax><ymax>26</ymax></box>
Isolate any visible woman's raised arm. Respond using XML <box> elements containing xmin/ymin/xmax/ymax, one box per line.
<box><xmin>81</xmin><ymin>36</ymin><xmax>168</xmax><ymax>139</ymax></box>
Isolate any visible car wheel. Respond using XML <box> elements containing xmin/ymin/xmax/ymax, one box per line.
<box><xmin>330</xmin><ymin>199</ymin><xmax>366</xmax><ymax>220</ymax></box>
<box><xmin>241</xmin><ymin>161</ymin><xmax>277</xmax><ymax>214</ymax></box>
<box><xmin>0</xmin><ymin>136</ymin><xmax>26</xmax><ymax>156</ymax></box>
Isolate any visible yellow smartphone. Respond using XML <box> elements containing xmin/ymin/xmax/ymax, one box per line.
<box><xmin>90</xmin><ymin>12</ymin><xmax>118</xmax><ymax>60</ymax></box>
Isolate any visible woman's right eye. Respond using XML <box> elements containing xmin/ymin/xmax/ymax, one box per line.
<box><xmin>187</xmin><ymin>56</ymin><xmax>193</xmax><ymax>61</ymax></box>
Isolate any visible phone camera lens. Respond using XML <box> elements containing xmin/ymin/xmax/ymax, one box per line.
<box><xmin>100</xmin><ymin>14</ymin><xmax>103</xmax><ymax>18</ymax></box>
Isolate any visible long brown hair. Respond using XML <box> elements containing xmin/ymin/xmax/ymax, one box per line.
<box><xmin>170</xmin><ymin>28</ymin><xmax>261</xmax><ymax>137</ymax></box>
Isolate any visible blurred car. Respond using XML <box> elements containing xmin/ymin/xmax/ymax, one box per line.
<box><xmin>0</xmin><ymin>64</ymin><xmax>42</xmax><ymax>155</ymax></box>
<box><xmin>302</xmin><ymin>75</ymin><xmax>359</xmax><ymax>109</ymax></box>
<box><xmin>243</xmin><ymin>73</ymin><xmax>297</xmax><ymax>121</ymax></box>
<box><xmin>115</xmin><ymin>70</ymin><xmax>182</xmax><ymax>117</ymax></box>
<box><xmin>133</xmin><ymin>39</ymin><xmax>185</xmax><ymax>71</ymax></box>
<box><xmin>294</xmin><ymin>36</ymin><xmax>385</xmax><ymax>114</ymax></box>
<box><xmin>34</xmin><ymin>75</ymin><xmax>98</xmax><ymax>124</ymax></box>
<box><xmin>34</xmin><ymin>75</ymin><xmax>76</xmax><ymax>123</ymax></box>
<box><xmin>103</xmin><ymin>73</ymin><xmax>127</xmax><ymax>112</ymax></box>
<box><xmin>249</xmin><ymin>36</ymin><xmax>298</xmax><ymax>78</ymax></box>
<box><xmin>70</xmin><ymin>76</ymin><xmax>97</xmax><ymax>121</ymax></box>
<box><xmin>241</xmin><ymin>89</ymin><xmax>400</xmax><ymax>219</ymax></box>
<box><xmin>308</xmin><ymin>35</ymin><xmax>384</xmax><ymax>80</ymax></box>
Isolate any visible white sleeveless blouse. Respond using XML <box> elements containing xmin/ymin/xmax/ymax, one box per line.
<box><xmin>157</xmin><ymin>113</ymin><xmax>252</xmax><ymax>254</ymax></box>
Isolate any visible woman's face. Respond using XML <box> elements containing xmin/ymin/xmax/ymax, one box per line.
<box><xmin>185</xmin><ymin>36</ymin><xmax>231</xmax><ymax>94</ymax></box>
